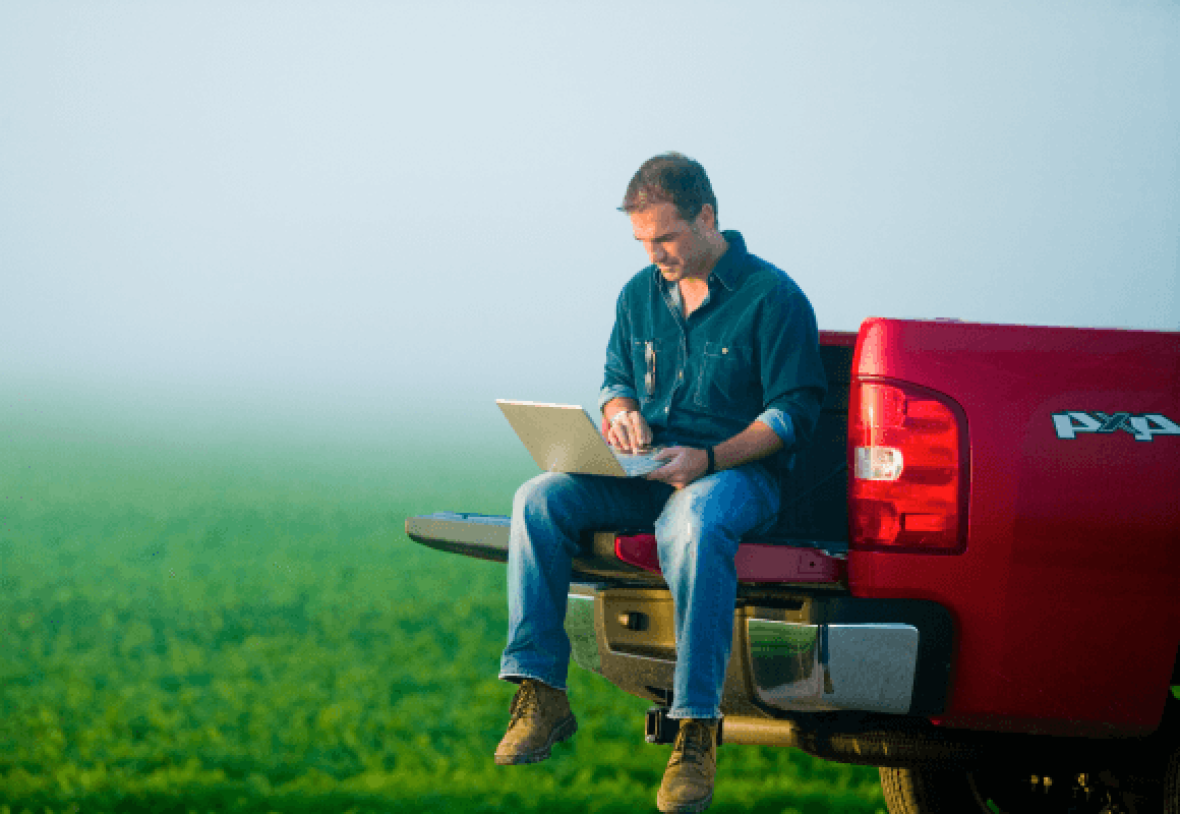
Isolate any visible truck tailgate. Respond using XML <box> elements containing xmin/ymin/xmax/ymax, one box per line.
<box><xmin>405</xmin><ymin>512</ymin><xmax>848</xmax><ymax>587</ymax></box>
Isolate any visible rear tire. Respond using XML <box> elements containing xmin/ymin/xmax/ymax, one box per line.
<box><xmin>881</xmin><ymin>697</ymin><xmax>1180</xmax><ymax>813</ymax></box>
<box><xmin>878</xmin><ymin>765</ymin><xmax>988</xmax><ymax>813</ymax></box>
<box><xmin>1165</xmin><ymin>736</ymin><xmax>1180</xmax><ymax>814</ymax></box>
<box><xmin>879</xmin><ymin>763</ymin><xmax>1149</xmax><ymax>814</ymax></box>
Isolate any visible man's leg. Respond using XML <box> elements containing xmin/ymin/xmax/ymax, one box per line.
<box><xmin>653</xmin><ymin>463</ymin><xmax>780</xmax><ymax>812</ymax></box>
<box><xmin>499</xmin><ymin>471</ymin><xmax>672</xmax><ymax>688</ymax></box>
<box><xmin>497</xmin><ymin>471</ymin><xmax>672</xmax><ymax>764</ymax></box>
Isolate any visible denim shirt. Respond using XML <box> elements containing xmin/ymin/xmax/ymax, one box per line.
<box><xmin>598</xmin><ymin>231</ymin><xmax>827</xmax><ymax>479</ymax></box>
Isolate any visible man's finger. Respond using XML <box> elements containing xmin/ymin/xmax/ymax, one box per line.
<box><xmin>624</xmin><ymin>413</ymin><xmax>644</xmax><ymax>451</ymax></box>
<box><xmin>611</xmin><ymin>412</ymin><xmax>628</xmax><ymax>450</ymax></box>
<box><xmin>627</xmin><ymin>408</ymin><xmax>656</xmax><ymax>445</ymax></box>
<box><xmin>617</xmin><ymin>428</ymin><xmax>633</xmax><ymax>451</ymax></box>
<box><xmin>616</xmin><ymin>425</ymin><xmax>633</xmax><ymax>452</ymax></box>
<box><xmin>644</xmin><ymin>462</ymin><xmax>671</xmax><ymax>481</ymax></box>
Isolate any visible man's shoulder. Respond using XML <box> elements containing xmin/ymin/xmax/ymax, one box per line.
<box><xmin>741</xmin><ymin>250</ymin><xmax>806</xmax><ymax>301</ymax></box>
<box><xmin>722</xmin><ymin>232</ymin><xmax>804</xmax><ymax>299</ymax></box>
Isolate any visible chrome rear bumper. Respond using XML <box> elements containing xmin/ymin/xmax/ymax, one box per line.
<box><xmin>747</xmin><ymin>619</ymin><xmax>918</xmax><ymax>715</ymax></box>
<box><xmin>565</xmin><ymin>584</ymin><xmax>950</xmax><ymax>718</ymax></box>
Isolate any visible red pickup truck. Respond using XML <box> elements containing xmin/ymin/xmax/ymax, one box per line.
<box><xmin>406</xmin><ymin>318</ymin><xmax>1180</xmax><ymax>814</ymax></box>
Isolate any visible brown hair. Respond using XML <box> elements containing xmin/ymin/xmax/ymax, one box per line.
<box><xmin>619</xmin><ymin>152</ymin><xmax>718</xmax><ymax>224</ymax></box>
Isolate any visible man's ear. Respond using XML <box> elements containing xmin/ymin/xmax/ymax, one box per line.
<box><xmin>697</xmin><ymin>203</ymin><xmax>717</xmax><ymax>232</ymax></box>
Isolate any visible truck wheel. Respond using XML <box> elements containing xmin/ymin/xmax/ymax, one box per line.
<box><xmin>1165</xmin><ymin>738</ymin><xmax>1180</xmax><ymax>814</ymax></box>
<box><xmin>879</xmin><ymin>765</ymin><xmax>1138</xmax><ymax>814</ymax></box>
<box><xmin>878</xmin><ymin>765</ymin><xmax>989</xmax><ymax>813</ymax></box>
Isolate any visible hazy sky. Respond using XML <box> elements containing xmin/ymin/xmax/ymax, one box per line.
<box><xmin>2</xmin><ymin>1</ymin><xmax>1178</xmax><ymax>448</ymax></box>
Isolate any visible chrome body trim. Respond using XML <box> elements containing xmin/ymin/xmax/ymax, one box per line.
<box><xmin>747</xmin><ymin>619</ymin><xmax>918</xmax><ymax>715</ymax></box>
<box><xmin>565</xmin><ymin>593</ymin><xmax>601</xmax><ymax>674</ymax></box>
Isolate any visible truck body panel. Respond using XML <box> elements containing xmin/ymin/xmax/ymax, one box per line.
<box><xmin>849</xmin><ymin>319</ymin><xmax>1180</xmax><ymax>735</ymax></box>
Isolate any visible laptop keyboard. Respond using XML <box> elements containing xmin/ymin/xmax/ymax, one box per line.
<box><xmin>613</xmin><ymin>449</ymin><xmax>666</xmax><ymax>477</ymax></box>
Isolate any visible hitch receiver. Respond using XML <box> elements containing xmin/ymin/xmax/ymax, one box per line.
<box><xmin>645</xmin><ymin>707</ymin><xmax>723</xmax><ymax>746</ymax></box>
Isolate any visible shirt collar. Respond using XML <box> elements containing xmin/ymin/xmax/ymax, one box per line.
<box><xmin>711</xmin><ymin>230</ymin><xmax>747</xmax><ymax>291</ymax></box>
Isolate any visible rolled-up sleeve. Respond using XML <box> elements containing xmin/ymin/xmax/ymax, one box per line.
<box><xmin>756</xmin><ymin>408</ymin><xmax>795</xmax><ymax>449</ymax></box>
<box><xmin>599</xmin><ymin>290</ymin><xmax>637</xmax><ymax>413</ymax></box>
<box><xmin>598</xmin><ymin>383</ymin><xmax>638</xmax><ymax>413</ymax></box>
<box><xmin>758</xmin><ymin>288</ymin><xmax>827</xmax><ymax>451</ymax></box>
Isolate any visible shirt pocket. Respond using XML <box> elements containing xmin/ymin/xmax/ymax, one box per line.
<box><xmin>631</xmin><ymin>338</ymin><xmax>671</xmax><ymax>404</ymax></box>
<box><xmin>694</xmin><ymin>340</ymin><xmax>756</xmax><ymax>414</ymax></box>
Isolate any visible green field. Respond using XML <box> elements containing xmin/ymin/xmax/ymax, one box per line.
<box><xmin>0</xmin><ymin>421</ymin><xmax>886</xmax><ymax>813</ymax></box>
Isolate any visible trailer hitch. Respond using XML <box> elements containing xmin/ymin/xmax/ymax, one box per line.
<box><xmin>645</xmin><ymin>707</ymin><xmax>723</xmax><ymax>746</ymax></box>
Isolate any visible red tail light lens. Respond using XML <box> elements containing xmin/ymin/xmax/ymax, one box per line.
<box><xmin>849</xmin><ymin>380</ymin><xmax>968</xmax><ymax>554</ymax></box>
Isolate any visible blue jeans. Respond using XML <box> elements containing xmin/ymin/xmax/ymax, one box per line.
<box><xmin>499</xmin><ymin>464</ymin><xmax>781</xmax><ymax>720</ymax></box>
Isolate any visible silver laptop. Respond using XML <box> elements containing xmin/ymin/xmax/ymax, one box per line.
<box><xmin>496</xmin><ymin>399</ymin><xmax>666</xmax><ymax>477</ymax></box>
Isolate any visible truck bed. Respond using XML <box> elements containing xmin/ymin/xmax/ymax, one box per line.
<box><xmin>405</xmin><ymin>335</ymin><xmax>857</xmax><ymax>588</ymax></box>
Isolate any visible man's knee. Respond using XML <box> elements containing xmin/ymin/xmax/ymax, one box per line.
<box><xmin>513</xmin><ymin>473</ymin><xmax>599</xmax><ymax>537</ymax></box>
<box><xmin>655</xmin><ymin>493</ymin><xmax>702</xmax><ymax>540</ymax></box>
<box><xmin>513</xmin><ymin>472</ymin><xmax>571</xmax><ymax>515</ymax></box>
<box><xmin>654</xmin><ymin>488</ymin><xmax>729</xmax><ymax>552</ymax></box>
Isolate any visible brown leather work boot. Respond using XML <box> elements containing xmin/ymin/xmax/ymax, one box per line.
<box><xmin>494</xmin><ymin>679</ymin><xmax>577</xmax><ymax>765</ymax></box>
<box><xmin>657</xmin><ymin>719</ymin><xmax>718</xmax><ymax>813</ymax></box>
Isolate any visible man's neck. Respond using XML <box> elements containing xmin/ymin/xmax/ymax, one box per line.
<box><xmin>679</xmin><ymin>232</ymin><xmax>729</xmax><ymax>294</ymax></box>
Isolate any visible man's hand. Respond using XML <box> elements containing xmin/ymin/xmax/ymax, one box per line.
<box><xmin>607</xmin><ymin>410</ymin><xmax>653</xmax><ymax>453</ymax></box>
<box><xmin>645</xmin><ymin>446</ymin><xmax>709</xmax><ymax>490</ymax></box>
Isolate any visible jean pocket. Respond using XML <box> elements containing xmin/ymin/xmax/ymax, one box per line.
<box><xmin>694</xmin><ymin>341</ymin><xmax>754</xmax><ymax>413</ymax></box>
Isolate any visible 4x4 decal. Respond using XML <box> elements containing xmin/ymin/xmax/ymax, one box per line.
<box><xmin>1052</xmin><ymin>411</ymin><xmax>1180</xmax><ymax>441</ymax></box>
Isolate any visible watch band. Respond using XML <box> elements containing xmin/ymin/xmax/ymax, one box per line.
<box><xmin>706</xmin><ymin>446</ymin><xmax>716</xmax><ymax>475</ymax></box>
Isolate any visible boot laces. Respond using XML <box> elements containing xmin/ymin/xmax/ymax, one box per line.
<box><xmin>508</xmin><ymin>680</ymin><xmax>542</xmax><ymax>727</ymax></box>
<box><xmin>669</xmin><ymin>720</ymin><xmax>713</xmax><ymax>770</ymax></box>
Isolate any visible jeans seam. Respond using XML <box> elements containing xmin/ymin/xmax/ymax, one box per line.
<box><xmin>667</xmin><ymin>708</ymin><xmax>721</xmax><ymax>721</ymax></box>
<box><xmin>498</xmin><ymin>668</ymin><xmax>568</xmax><ymax>692</ymax></box>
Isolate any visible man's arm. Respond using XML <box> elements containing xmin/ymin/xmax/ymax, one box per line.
<box><xmin>646</xmin><ymin>419</ymin><xmax>782</xmax><ymax>490</ymax></box>
<box><xmin>758</xmin><ymin>289</ymin><xmax>827</xmax><ymax>451</ymax></box>
<box><xmin>715</xmin><ymin>419</ymin><xmax>784</xmax><ymax>470</ymax></box>
<box><xmin>599</xmin><ymin>284</ymin><xmax>658</xmax><ymax>453</ymax></box>
<box><xmin>599</xmin><ymin>288</ymin><xmax>636</xmax><ymax>411</ymax></box>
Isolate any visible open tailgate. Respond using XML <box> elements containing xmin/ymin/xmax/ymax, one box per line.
<box><xmin>405</xmin><ymin>511</ymin><xmax>847</xmax><ymax>586</ymax></box>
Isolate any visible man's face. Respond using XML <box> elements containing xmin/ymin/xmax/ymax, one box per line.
<box><xmin>629</xmin><ymin>201</ymin><xmax>713</xmax><ymax>283</ymax></box>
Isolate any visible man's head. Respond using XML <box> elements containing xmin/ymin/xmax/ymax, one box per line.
<box><xmin>621</xmin><ymin>153</ymin><xmax>726</xmax><ymax>283</ymax></box>
<box><xmin>620</xmin><ymin>152</ymin><xmax>718</xmax><ymax>225</ymax></box>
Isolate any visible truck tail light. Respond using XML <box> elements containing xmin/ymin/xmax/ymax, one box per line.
<box><xmin>849</xmin><ymin>380</ymin><xmax>968</xmax><ymax>554</ymax></box>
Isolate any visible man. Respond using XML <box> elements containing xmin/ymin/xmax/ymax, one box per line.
<box><xmin>495</xmin><ymin>153</ymin><xmax>827</xmax><ymax>813</ymax></box>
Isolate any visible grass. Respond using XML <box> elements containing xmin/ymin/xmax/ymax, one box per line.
<box><xmin>0</xmin><ymin>423</ymin><xmax>886</xmax><ymax>813</ymax></box>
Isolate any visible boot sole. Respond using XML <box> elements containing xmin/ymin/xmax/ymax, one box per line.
<box><xmin>656</xmin><ymin>789</ymin><xmax>713</xmax><ymax>814</ymax></box>
<box><xmin>494</xmin><ymin>715</ymin><xmax>578</xmax><ymax>765</ymax></box>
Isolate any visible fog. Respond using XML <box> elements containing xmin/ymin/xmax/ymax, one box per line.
<box><xmin>3</xmin><ymin>1</ymin><xmax>1178</xmax><ymax>454</ymax></box>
